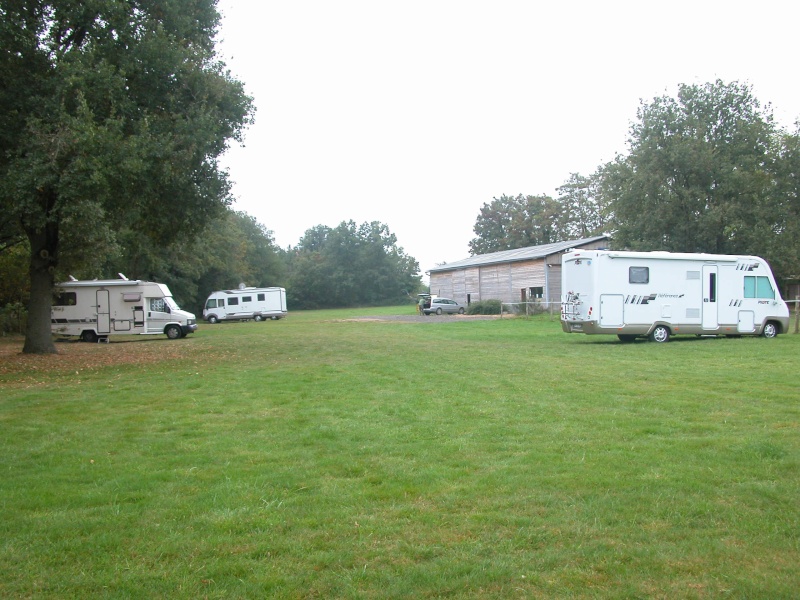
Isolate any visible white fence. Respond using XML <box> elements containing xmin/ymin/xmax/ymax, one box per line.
<box><xmin>499</xmin><ymin>301</ymin><xmax>560</xmax><ymax>318</ymax></box>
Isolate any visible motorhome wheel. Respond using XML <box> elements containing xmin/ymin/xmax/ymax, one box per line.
<box><xmin>207</xmin><ymin>315</ymin><xmax>218</xmax><ymax>324</ymax></box>
<box><xmin>649</xmin><ymin>325</ymin><xmax>670</xmax><ymax>343</ymax></box>
<box><xmin>165</xmin><ymin>325</ymin><xmax>182</xmax><ymax>340</ymax></box>
<box><xmin>254</xmin><ymin>315</ymin><xmax>263</xmax><ymax>322</ymax></box>
<box><xmin>81</xmin><ymin>330</ymin><xmax>98</xmax><ymax>343</ymax></box>
<box><xmin>762</xmin><ymin>322</ymin><xmax>778</xmax><ymax>338</ymax></box>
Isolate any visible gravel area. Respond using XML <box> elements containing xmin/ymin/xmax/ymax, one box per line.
<box><xmin>342</xmin><ymin>314</ymin><xmax>501</xmax><ymax>322</ymax></box>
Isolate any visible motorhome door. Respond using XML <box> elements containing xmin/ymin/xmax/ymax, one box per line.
<box><xmin>702</xmin><ymin>265</ymin><xmax>718</xmax><ymax>329</ymax></box>
<box><xmin>96</xmin><ymin>289</ymin><xmax>111</xmax><ymax>335</ymax></box>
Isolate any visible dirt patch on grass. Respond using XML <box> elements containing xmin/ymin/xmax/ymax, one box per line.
<box><xmin>0</xmin><ymin>335</ymin><xmax>201</xmax><ymax>385</ymax></box>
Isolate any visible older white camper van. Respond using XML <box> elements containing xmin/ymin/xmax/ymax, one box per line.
<box><xmin>203</xmin><ymin>287</ymin><xmax>287</xmax><ymax>323</ymax></box>
<box><xmin>51</xmin><ymin>276</ymin><xmax>198</xmax><ymax>342</ymax></box>
<box><xmin>561</xmin><ymin>250</ymin><xmax>789</xmax><ymax>343</ymax></box>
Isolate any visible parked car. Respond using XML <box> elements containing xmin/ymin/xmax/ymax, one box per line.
<box><xmin>424</xmin><ymin>297</ymin><xmax>466</xmax><ymax>315</ymax></box>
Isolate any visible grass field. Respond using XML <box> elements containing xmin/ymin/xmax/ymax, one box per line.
<box><xmin>1</xmin><ymin>308</ymin><xmax>798</xmax><ymax>599</ymax></box>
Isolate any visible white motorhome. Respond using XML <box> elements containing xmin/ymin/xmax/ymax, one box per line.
<box><xmin>561</xmin><ymin>250</ymin><xmax>790</xmax><ymax>343</ymax></box>
<box><xmin>51</xmin><ymin>276</ymin><xmax>198</xmax><ymax>342</ymax></box>
<box><xmin>203</xmin><ymin>287</ymin><xmax>287</xmax><ymax>323</ymax></box>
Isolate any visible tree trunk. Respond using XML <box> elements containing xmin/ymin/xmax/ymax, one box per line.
<box><xmin>23</xmin><ymin>226</ymin><xmax>58</xmax><ymax>354</ymax></box>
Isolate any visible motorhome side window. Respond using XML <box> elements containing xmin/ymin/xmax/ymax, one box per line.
<box><xmin>258</xmin><ymin>294</ymin><xmax>265</xmax><ymax>301</ymax></box>
<box><xmin>228</xmin><ymin>297</ymin><xmax>239</xmax><ymax>306</ymax></box>
<box><xmin>54</xmin><ymin>292</ymin><xmax>77</xmax><ymax>306</ymax></box>
<box><xmin>629</xmin><ymin>267</ymin><xmax>649</xmax><ymax>284</ymax></box>
<box><xmin>744</xmin><ymin>276</ymin><xmax>775</xmax><ymax>299</ymax></box>
<box><xmin>149</xmin><ymin>298</ymin><xmax>166</xmax><ymax>312</ymax></box>
<box><xmin>242</xmin><ymin>296</ymin><xmax>252</xmax><ymax>303</ymax></box>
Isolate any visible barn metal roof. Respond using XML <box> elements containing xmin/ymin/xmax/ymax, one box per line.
<box><xmin>428</xmin><ymin>236</ymin><xmax>610</xmax><ymax>273</ymax></box>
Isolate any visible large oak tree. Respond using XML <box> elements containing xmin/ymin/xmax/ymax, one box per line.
<box><xmin>602</xmin><ymin>80</ymin><xmax>781</xmax><ymax>257</ymax></box>
<box><xmin>0</xmin><ymin>0</ymin><xmax>253</xmax><ymax>353</ymax></box>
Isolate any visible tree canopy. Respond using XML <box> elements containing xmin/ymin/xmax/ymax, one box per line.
<box><xmin>600</xmin><ymin>80</ymin><xmax>799</xmax><ymax>281</ymax></box>
<box><xmin>556</xmin><ymin>173</ymin><xmax>608</xmax><ymax>240</ymax></box>
<box><xmin>286</xmin><ymin>221</ymin><xmax>421</xmax><ymax>309</ymax></box>
<box><xmin>604</xmin><ymin>80</ymin><xmax>778</xmax><ymax>254</ymax></box>
<box><xmin>469</xmin><ymin>194</ymin><xmax>565</xmax><ymax>255</ymax></box>
<box><xmin>0</xmin><ymin>0</ymin><xmax>253</xmax><ymax>352</ymax></box>
<box><xmin>106</xmin><ymin>209</ymin><xmax>284</xmax><ymax>316</ymax></box>
<box><xmin>468</xmin><ymin>187</ymin><xmax>607</xmax><ymax>255</ymax></box>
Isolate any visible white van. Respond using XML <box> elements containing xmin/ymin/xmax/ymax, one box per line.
<box><xmin>203</xmin><ymin>287</ymin><xmax>287</xmax><ymax>323</ymax></box>
<box><xmin>51</xmin><ymin>276</ymin><xmax>198</xmax><ymax>342</ymax></box>
<box><xmin>561</xmin><ymin>250</ymin><xmax>790</xmax><ymax>342</ymax></box>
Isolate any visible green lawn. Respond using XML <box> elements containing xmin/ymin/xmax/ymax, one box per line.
<box><xmin>1</xmin><ymin>309</ymin><xmax>798</xmax><ymax>598</ymax></box>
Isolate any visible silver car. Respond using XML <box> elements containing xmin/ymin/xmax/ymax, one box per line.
<box><xmin>424</xmin><ymin>297</ymin><xmax>466</xmax><ymax>315</ymax></box>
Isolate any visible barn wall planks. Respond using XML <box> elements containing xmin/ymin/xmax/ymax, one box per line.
<box><xmin>428</xmin><ymin>238</ymin><xmax>609</xmax><ymax>306</ymax></box>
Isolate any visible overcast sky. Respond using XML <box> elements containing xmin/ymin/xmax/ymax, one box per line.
<box><xmin>215</xmin><ymin>0</ymin><xmax>800</xmax><ymax>275</ymax></box>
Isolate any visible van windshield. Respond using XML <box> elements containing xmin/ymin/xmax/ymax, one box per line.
<box><xmin>165</xmin><ymin>297</ymin><xmax>180</xmax><ymax>311</ymax></box>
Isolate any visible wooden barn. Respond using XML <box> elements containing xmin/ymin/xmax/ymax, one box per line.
<box><xmin>427</xmin><ymin>236</ymin><xmax>610</xmax><ymax>307</ymax></box>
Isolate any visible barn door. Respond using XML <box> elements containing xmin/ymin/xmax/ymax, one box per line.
<box><xmin>96</xmin><ymin>289</ymin><xmax>111</xmax><ymax>335</ymax></box>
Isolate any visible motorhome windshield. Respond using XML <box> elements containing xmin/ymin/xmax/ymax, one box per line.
<box><xmin>165</xmin><ymin>297</ymin><xmax>180</xmax><ymax>311</ymax></box>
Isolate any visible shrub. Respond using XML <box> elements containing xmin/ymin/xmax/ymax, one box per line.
<box><xmin>0</xmin><ymin>302</ymin><xmax>27</xmax><ymax>336</ymax></box>
<box><xmin>467</xmin><ymin>299</ymin><xmax>502</xmax><ymax>315</ymax></box>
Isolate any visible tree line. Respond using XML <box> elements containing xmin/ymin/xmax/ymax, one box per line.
<box><xmin>468</xmin><ymin>173</ymin><xmax>606</xmax><ymax>256</ymax></box>
<box><xmin>0</xmin><ymin>212</ymin><xmax>420</xmax><ymax>326</ymax></box>
<box><xmin>285</xmin><ymin>221</ymin><xmax>420</xmax><ymax>310</ymax></box>
<box><xmin>469</xmin><ymin>80</ymin><xmax>800</xmax><ymax>286</ymax></box>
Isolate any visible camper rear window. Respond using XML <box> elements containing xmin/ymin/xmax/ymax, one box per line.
<box><xmin>54</xmin><ymin>292</ymin><xmax>77</xmax><ymax>306</ymax></box>
<box><xmin>629</xmin><ymin>267</ymin><xmax>649</xmax><ymax>284</ymax></box>
<box><xmin>744</xmin><ymin>276</ymin><xmax>775</xmax><ymax>299</ymax></box>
